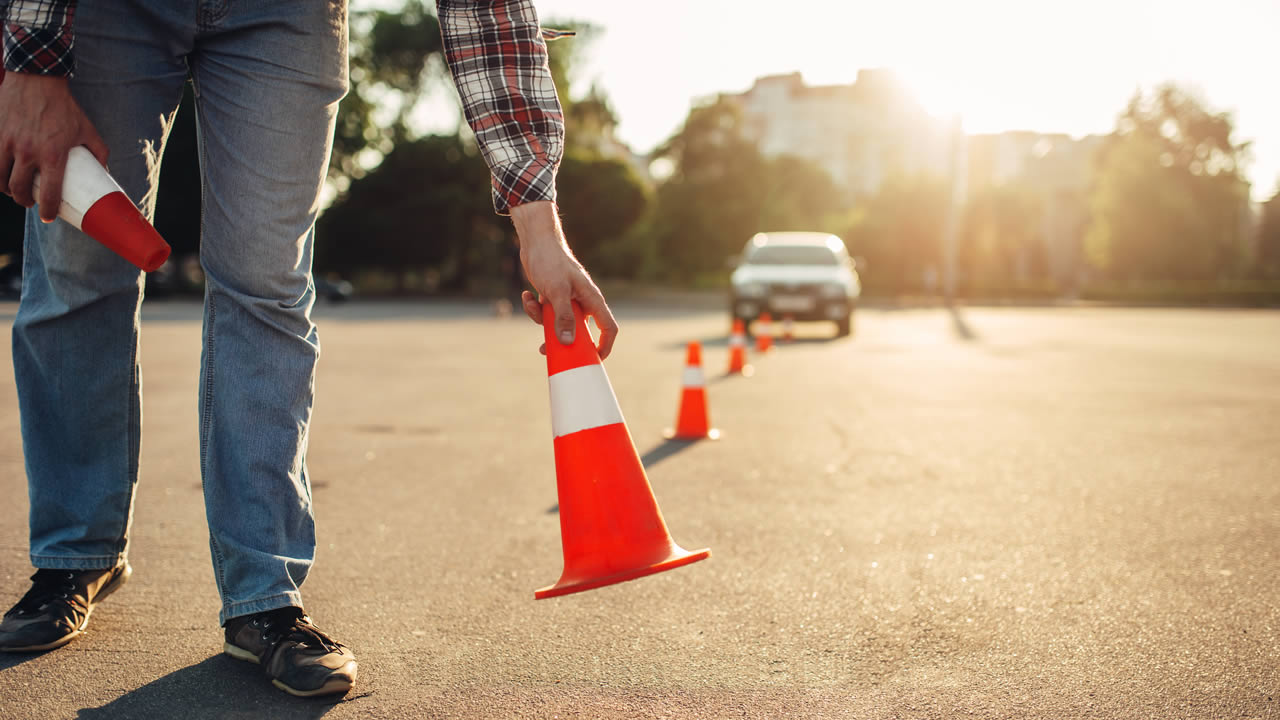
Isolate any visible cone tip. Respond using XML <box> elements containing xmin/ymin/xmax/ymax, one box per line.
<box><xmin>543</xmin><ymin>300</ymin><xmax>600</xmax><ymax>375</ymax></box>
<box><xmin>685</xmin><ymin>340</ymin><xmax>702</xmax><ymax>366</ymax></box>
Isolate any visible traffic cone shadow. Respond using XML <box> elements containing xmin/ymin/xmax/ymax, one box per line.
<box><xmin>536</xmin><ymin>302</ymin><xmax>710</xmax><ymax>599</ymax></box>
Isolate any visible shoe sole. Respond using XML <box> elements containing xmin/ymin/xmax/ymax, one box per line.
<box><xmin>0</xmin><ymin>564</ymin><xmax>132</xmax><ymax>653</ymax></box>
<box><xmin>223</xmin><ymin>642</ymin><xmax>355</xmax><ymax>698</ymax></box>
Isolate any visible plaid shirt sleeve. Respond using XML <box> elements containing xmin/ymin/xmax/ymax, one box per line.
<box><xmin>437</xmin><ymin>0</ymin><xmax>565</xmax><ymax>215</ymax></box>
<box><xmin>2</xmin><ymin>0</ymin><xmax>77</xmax><ymax>76</ymax></box>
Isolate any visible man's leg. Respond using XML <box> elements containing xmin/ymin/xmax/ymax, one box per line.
<box><xmin>188</xmin><ymin>0</ymin><xmax>348</xmax><ymax>628</ymax></box>
<box><xmin>188</xmin><ymin>3</ymin><xmax>356</xmax><ymax>697</ymax></box>
<box><xmin>13</xmin><ymin>6</ymin><xmax>191</xmax><ymax>572</ymax></box>
<box><xmin>0</xmin><ymin>3</ymin><xmax>192</xmax><ymax>653</ymax></box>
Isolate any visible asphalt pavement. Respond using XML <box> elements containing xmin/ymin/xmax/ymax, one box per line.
<box><xmin>0</xmin><ymin>301</ymin><xmax>1276</xmax><ymax>719</ymax></box>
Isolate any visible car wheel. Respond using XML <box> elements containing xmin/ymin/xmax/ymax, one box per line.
<box><xmin>836</xmin><ymin>313</ymin><xmax>853</xmax><ymax>338</ymax></box>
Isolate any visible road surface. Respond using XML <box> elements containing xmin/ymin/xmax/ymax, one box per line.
<box><xmin>0</xmin><ymin>301</ymin><xmax>1276</xmax><ymax>719</ymax></box>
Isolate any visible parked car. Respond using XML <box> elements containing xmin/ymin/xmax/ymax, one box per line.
<box><xmin>729</xmin><ymin>232</ymin><xmax>861</xmax><ymax>337</ymax></box>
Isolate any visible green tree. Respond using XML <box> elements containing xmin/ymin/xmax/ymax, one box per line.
<box><xmin>648</xmin><ymin>98</ymin><xmax>843</xmax><ymax>282</ymax></box>
<box><xmin>1258</xmin><ymin>184</ymin><xmax>1280</xmax><ymax>279</ymax></box>
<box><xmin>555</xmin><ymin>150</ymin><xmax>650</xmax><ymax>276</ymax></box>
<box><xmin>959</xmin><ymin>184</ymin><xmax>1046</xmax><ymax>290</ymax></box>
<box><xmin>332</xmin><ymin>0</ymin><xmax>444</xmax><ymax>188</ymax></box>
<box><xmin>1085</xmin><ymin>84</ymin><xmax>1251</xmax><ymax>284</ymax></box>
<box><xmin>839</xmin><ymin>174</ymin><xmax>949</xmax><ymax>293</ymax></box>
<box><xmin>316</xmin><ymin>135</ymin><xmax>501</xmax><ymax>290</ymax></box>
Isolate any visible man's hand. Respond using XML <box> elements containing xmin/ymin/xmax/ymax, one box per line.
<box><xmin>0</xmin><ymin>72</ymin><xmax>109</xmax><ymax>222</ymax></box>
<box><xmin>511</xmin><ymin>200</ymin><xmax>619</xmax><ymax>360</ymax></box>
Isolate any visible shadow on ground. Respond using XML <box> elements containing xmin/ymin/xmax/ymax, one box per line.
<box><xmin>949</xmin><ymin>304</ymin><xmax>979</xmax><ymax>341</ymax></box>
<box><xmin>660</xmin><ymin>334</ymin><xmax>846</xmax><ymax>351</ymax></box>
<box><xmin>74</xmin><ymin>655</ymin><xmax>362</xmax><ymax>719</ymax></box>
<box><xmin>544</xmin><ymin>438</ymin><xmax>706</xmax><ymax>514</ymax></box>
<box><xmin>0</xmin><ymin>650</ymin><xmax>44</xmax><ymax>671</ymax></box>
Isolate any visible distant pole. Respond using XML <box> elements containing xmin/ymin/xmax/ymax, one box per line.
<box><xmin>942</xmin><ymin>113</ymin><xmax>967</xmax><ymax>305</ymax></box>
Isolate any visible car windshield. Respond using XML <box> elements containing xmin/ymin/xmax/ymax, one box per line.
<box><xmin>745</xmin><ymin>246</ymin><xmax>839</xmax><ymax>266</ymax></box>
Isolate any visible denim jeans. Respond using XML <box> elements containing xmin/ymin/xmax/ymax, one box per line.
<box><xmin>12</xmin><ymin>0</ymin><xmax>348</xmax><ymax>625</ymax></box>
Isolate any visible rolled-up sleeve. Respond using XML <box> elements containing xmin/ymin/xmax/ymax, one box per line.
<box><xmin>437</xmin><ymin>0</ymin><xmax>565</xmax><ymax>215</ymax></box>
<box><xmin>3</xmin><ymin>0</ymin><xmax>77</xmax><ymax>76</ymax></box>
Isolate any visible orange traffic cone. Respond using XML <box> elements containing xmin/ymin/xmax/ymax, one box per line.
<box><xmin>727</xmin><ymin>319</ymin><xmax>749</xmax><ymax>375</ymax></box>
<box><xmin>782</xmin><ymin>314</ymin><xmax>795</xmax><ymax>343</ymax></box>
<box><xmin>665</xmin><ymin>341</ymin><xmax>720</xmax><ymax>440</ymax></box>
<box><xmin>536</xmin><ymin>302</ymin><xmax>710</xmax><ymax>599</ymax></box>
<box><xmin>756</xmin><ymin>312</ymin><xmax>774</xmax><ymax>352</ymax></box>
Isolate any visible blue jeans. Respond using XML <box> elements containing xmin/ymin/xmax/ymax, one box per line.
<box><xmin>12</xmin><ymin>0</ymin><xmax>348</xmax><ymax>625</ymax></box>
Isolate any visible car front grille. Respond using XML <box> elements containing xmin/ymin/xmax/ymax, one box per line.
<box><xmin>767</xmin><ymin>282</ymin><xmax>822</xmax><ymax>294</ymax></box>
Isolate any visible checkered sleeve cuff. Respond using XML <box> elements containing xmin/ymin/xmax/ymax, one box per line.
<box><xmin>439</xmin><ymin>0</ymin><xmax>565</xmax><ymax>215</ymax></box>
<box><xmin>3</xmin><ymin>0</ymin><xmax>77</xmax><ymax>76</ymax></box>
<box><xmin>490</xmin><ymin>156</ymin><xmax>558</xmax><ymax>215</ymax></box>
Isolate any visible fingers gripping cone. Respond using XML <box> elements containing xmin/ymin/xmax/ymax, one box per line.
<box><xmin>664</xmin><ymin>341</ymin><xmax>720</xmax><ymax>441</ymax></box>
<box><xmin>755</xmin><ymin>312</ymin><xmax>775</xmax><ymax>353</ymax></box>
<box><xmin>32</xmin><ymin>147</ymin><xmax>171</xmax><ymax>272</ymax></box>
<box><xmin>1</xmin><ymin>69</ymin><xmax>171</xmax><ymax>273</ymax></box>
<box><xmin>727</xmin><ymin>319</ymin><xmax>750</xmax><ymax>375</ymax></box>
<box><xmin>537</xmin><ymin>302</ymin><xmax>710</xmax><ymax>599</ymax></box>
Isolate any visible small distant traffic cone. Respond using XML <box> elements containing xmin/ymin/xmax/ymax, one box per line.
<box><xmin>756</xmin><ymin>312</ymin><xmax>775</xmax><ymax>352</ymax></box>
<box><xmin>665</xmin><ymin>341</ymin><xmax>720</xmax><ymax>441</ymax></box>
<box><xmin>33</xmin><ymin>147</ymin><xmax>171</xmax><ymax>271</ymax></box>
<box><xmin>727</xmin><ymin>319</ymin><xmax>749</xmax><ymax>375</ymax></box>
<box><xmin>536</xmin><ymin>302</ymin><xmax>710</xmax><ymax>599</ymax></box>
<box><xmin>782</xmin><ymin>314</ymin><xmax>795</xmax><ymax>343</ymax></box>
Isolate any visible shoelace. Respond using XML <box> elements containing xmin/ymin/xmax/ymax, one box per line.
<box><xmin>255</xmin><ymin>607</ymin><xmax>342</xmax><ymax>655</ymax></box>
<box><xmin>9</xmin><ymin>569</ymin><xmax>87</xmax><ymax>619</ymax></box>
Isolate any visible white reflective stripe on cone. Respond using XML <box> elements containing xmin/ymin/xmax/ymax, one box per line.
<box><xmin>31</xmin><ymin>146</ymin><xmax>122</xmax><ymax>229</ymax></box>
<box><xmin>681</xmin><ymin>366</ymin><xmax>705</xmax><ymax>388</ymax></box>
<box><xmin>548</xmin><ymin>364</ymin><xmax>625</xmax><ymax>438</ymax></box>
<box><xmin>729</xmin><ymin>335</ymin><xmax>744</xmax><ymax>347</ymax></box>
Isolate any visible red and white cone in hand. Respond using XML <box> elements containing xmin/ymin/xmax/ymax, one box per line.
<box><xmin>32</xmin><ymin>147</ymin><xmax>171</xmax><ymax>272</ymax></box>
<box><xmin>537</xmin><ymin>301</ymin><xmax>710</xmax><ymax>599</ymax></box>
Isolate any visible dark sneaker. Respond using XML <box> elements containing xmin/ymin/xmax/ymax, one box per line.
<box><xmin>0</xmin><ymin>560</ymin><xmax>132</xmax><ymax>652</ymax></box>
<box><xmin>224</xmin><ymin>606</ymin><xmax>357</xmax><ymax>697</ymax></box>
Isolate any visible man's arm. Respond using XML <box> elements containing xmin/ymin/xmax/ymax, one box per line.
<box><xmin>437</xmin><ymin>0</ymin><xmax>617</xmax><ymax>358</ymax></box>
<box><xmin>0</xmin><ymin>0</ymin><xmax>108</xmax><ymax>221</ymax></box>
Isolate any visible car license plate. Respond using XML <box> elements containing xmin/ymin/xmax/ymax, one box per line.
<box><xmin>771</xmin><ymin>295</ymin><xmax>814</xmax><ymax>312</ymax></box>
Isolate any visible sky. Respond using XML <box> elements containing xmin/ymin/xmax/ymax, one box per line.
<box><xmin>388</xmin><ymin>0</ymin><xmax>1278</xmax><ymax>201</ymax></box>
<box><xmin>516</xmin><ymin>0</ymin><xmax>1279</xmax><ymax>202</ymax></box>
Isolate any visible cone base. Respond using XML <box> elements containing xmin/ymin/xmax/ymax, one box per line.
<box><xmin>534</xmin><ymin>546</ymin><xmax>711</xmax><ymax>599</ymax></box>
<box><xmin>662</xmin><ymin>427</ymin><xmax>721</xmax><ymax>441</ymax></box>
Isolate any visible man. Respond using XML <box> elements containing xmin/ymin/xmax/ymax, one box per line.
<box><xmin>0</xmin><ymin>0</ymin><xmax>615</xmax><ymax>698</ymax></box>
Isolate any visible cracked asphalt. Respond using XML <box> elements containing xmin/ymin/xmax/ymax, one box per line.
<box><xmin>0</xmin><ymin>301</ymin><xmax>1276</xmax><ymax>719</ymax></box>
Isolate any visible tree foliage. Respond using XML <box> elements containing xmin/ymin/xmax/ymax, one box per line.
<box><xmin>1085</xmin><ymin>84</ymin><xmax>1251</xmax><ymax>283</ymax></box>
<box><xmin>838</xmin><ymin>174</ymin><xmax>950</xmax><ymax>293</ymax></box>
<box><xmin>316</xmin><ymin>134</ymin><xmax>501</xmax><ymax>288</ymax></box>
<box><xmin>332</xmin><ymin>0</ymin><xmax>443</xmax><ymax>186</ymax></box>
<box><xmin>556</xmin><ymin>150</ymin><xmax>650</xmax><ymax>275</ymax></box>
<box><xmin>959</xmin><ymin>184</ymin><xmax>1046</xmax><ymax>289</ymax></box>
<box><xmin>1258</xmin><ymin>185</ymin><xmax>1280</xmax><ymax>278</ymax></box>
<box><xmin>648</xmin><ymin>98</ymin><xmax>843</xmax><ymax>281</ymax></box>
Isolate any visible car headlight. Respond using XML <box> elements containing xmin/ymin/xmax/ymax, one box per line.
<box><xmin>735</xmin><ymin>282</ymin><xmax>767</xmax><ymax>298</ymax></box>
<box><xmin>819</xmin><ymin>283</ymin><xmax>847</xmax><ymax>299</ymax></box>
